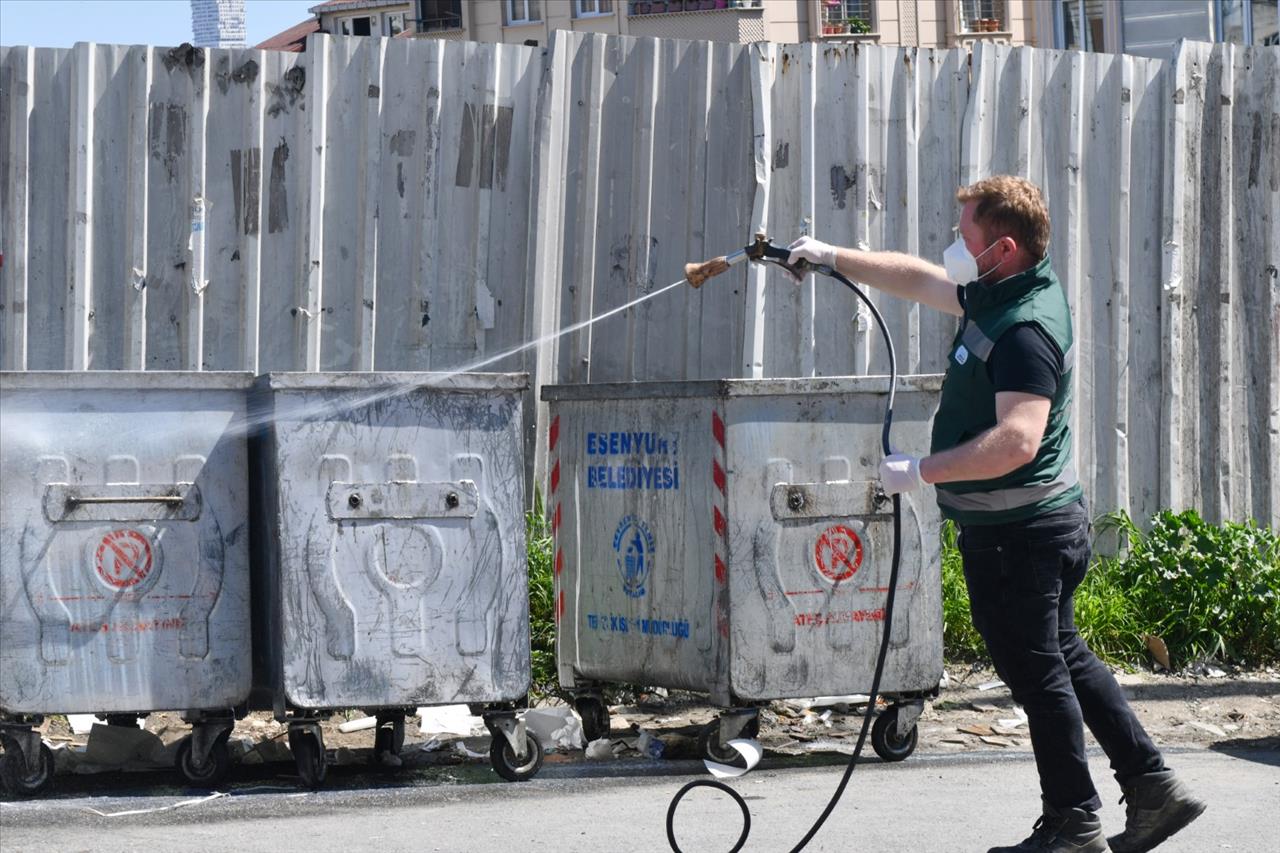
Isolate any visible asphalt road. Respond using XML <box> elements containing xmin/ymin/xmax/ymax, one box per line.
<box><xmin>1</xmin><ymin>747</ymin><xmax>1276</xmax><ymax>852</ymax></box>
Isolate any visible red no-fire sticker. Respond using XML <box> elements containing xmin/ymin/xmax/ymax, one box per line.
<box><xmin>814</xmin><ymin>524</ymin><xmax>863</xmax><ymax>582</ymax></box>
<box><xmin>95</xmin><ymin>529</ymin><xmax>154</xmax><ymax>589</ymax></box>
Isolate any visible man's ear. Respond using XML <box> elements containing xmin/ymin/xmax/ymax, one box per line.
<box><xmin>999</xmin><ymin>234</ymin><xmax>1019</xmax><ymax>267</ymax></box>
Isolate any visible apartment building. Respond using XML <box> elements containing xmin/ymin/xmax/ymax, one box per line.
<box><xmin>259</xmin><ymin>0</ymin><xmax>1277</xmax><ymax>54</ymax></box>
<box><xmin>402</xmin><ymin>1</ymin><xmax>1036</xmax><ymax>47</ymax></box>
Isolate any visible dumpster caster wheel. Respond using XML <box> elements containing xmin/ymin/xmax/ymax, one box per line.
<box><xmin>289</xmin><ymin>727</ymin><xmax>327</xmax><ymax>789</ymax></box>
<box><xmin>176</xmin><ymin>737</ymin><xmax>230</xmax><ymax>788</ymax></box>
<box><xmin>871</xmin><ymin>707</ymin><xmax>918</xmax><ymax>762</ymax></box>
<box><xmin>0</xmin><ymin>742</ymin><xmax>54</xmax><ymax>797</ymax></box>
<box><xmin>372</xmin><ymin>716</ymin><xmax>405</xmax><ymax>770</ymax></box>
<box><xmin>490</xmin><ymin>730</ymin><xmax>543</xmax><ymax>782</ymax></box>
<box><xmin>698</xmin><ymin>722</ymin><xmax>746</xmax><ymax>766</ymax></box>
<box><xmin>573</xmin><ymin>696</ymin><xmax>610</xmax><ymax>742</ymax></box>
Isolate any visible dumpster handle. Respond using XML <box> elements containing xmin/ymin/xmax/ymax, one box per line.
<box><xmin>667</xmin><ymin>244</ymin><xmax>905</xmax><ymax>853</ymax></box>
<box><xmin>66</xmin><ymin>495</ymin><xmax>186</xmax><ymax>505</ymax></box>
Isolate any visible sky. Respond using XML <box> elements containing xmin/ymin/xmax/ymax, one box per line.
<box><xmin>0</xmin><ymin>0</ymin><xmax>319</xmax><ymax>49</ymax></box>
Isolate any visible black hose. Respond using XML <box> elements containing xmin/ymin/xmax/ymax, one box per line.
<box><xmin>665</xmin><ymin>268</ymin><xmax>904</xmax><ymax>853</ymax></box>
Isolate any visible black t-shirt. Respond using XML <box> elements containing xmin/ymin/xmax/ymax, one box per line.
<box><xmin>957</xmin><ymin>287</ymin><xmax>1062</xmax><ymax>399</ymax></box>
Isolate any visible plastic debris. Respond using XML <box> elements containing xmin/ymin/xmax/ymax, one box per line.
<box><xmin>637</xmin><ymin>730</ymin><xmax>665</xmax><ymax>759</ymax></box>
<box><xmin>419</xmin><ymin>737</ymin><xmax>444</xmax><ymax>752</ymax></box>
<box><xmin>703</xmin><ymin>739</ymin><xmax>762</xmax><ymax>779</ymax></box>
<box><xmin>977</xmin><ymin>680</ymin><xmax>1006</xmax><ymax>691</ymax></box>
<box><xmin>1187</xmin><ymin>721</ymin><xmax>1227</xmax><ymax>738</ymax></box>
<box><xmin>454</xmin><ymin>742</ymin><xmax>486</xmax><ymax>760</ymax></box>
<box><xmin>83</xmin><ymin>723</ymin><xmax>166</xmax><ymax>767</ymax></box>
<box><xmin>338</xmin><ymin>716</ymin><xmax>377</xmax><ymax>733</ymax></box>
<box><xmin>785</xmin><ymin>695</ymin><xmax>869</xmax><ymax>712</ymax></box>
<box><xmin>521</xmin><ymin>707</ymin><xmax>584</xmax><ymax>750</ymax></box>
<box><xmin>84</xmin><ymin>792</ymin><xmax>227</xmax><ymax>818</ymax></box>
<box><xmin>584</xmin><ymin>738</ymin><xmax>614</xmax><ymax>761</ymax></box>
<box><xmin>418</xmin><ymin>705</ymin><xmax>483</xmax><ymax>737</ymax></box>
<box><xmin>67</xmin><ymin>714</ymin><xmax>97</xmax><ymax>735</ymax></box>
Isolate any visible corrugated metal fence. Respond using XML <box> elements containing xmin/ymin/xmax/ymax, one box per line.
<box><xmin>1</xmin><ymin>34</ymin><xmax>1276</xmax><ymax>528</ymax></box>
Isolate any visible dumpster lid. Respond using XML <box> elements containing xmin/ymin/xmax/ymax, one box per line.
<box><xmin>259</xmin><ymin>372</ymin><xmax>530</xmax><ymax>392</ymax></box>
<box><xmin>540</xmin><ymin>374</ymin><xmax>944</xmax><ymax>402</ymax></box>
<box><xmin>0</xmin><ymin>371</ymin><xmax>256</xmax><ymax>391</ymax></box>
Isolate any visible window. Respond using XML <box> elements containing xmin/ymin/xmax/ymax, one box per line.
<box><xmin>337</xmin><ymin>15</ymin><xmax>374</xmax><ymax>36</ymax></box>
<box><xmin>575</xmin><ymin>0</ymin><xmax>613</xmax><ymax>16</ymax></box>
<box><xmin>960</xmin><ymin>0</ymin><xmax>1007</xmax><ymax>33</ymax></box>
<box><xmin>821</xmin><ymin>0</ymin><xmax>873</xmax><ymax>34</ymax></box>
<box><xmin>1222</xmin><ymin>0</ymin><xmax>1278</xmax><ymax>45</ymax></box>
<box><xmin>1256</xmin><ymin>0</ymin><xmax>1279</xmax><ymax>45</ymax></box>
<box><xmin>384</xmin><ymin>11</ymin><xmax>406</xmax><ymax>37</ymax></box>
<box><xmin>1058</xmin><ymin>0</ymin><xmax>1110</xmax><ymax>51</ymax></box>
<box><xmin>507</xmin><ymin>0</ymin><xmax>542</xmax><ymax>24</ymax></box>
<box><xmin>417</xmin><ymin>0</ymin><xmax>463</xmax><ymax>31</ymax></box>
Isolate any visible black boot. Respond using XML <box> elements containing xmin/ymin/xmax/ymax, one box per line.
<box><xmin>988</xmin><ymin>801</ymin><xmax>1109</xmax><ymax>852</ymax></box>
<box><xmin>1108</xmin><ymin>770</ymin><xmax>1206</xmax><ymax>853</ymax></box>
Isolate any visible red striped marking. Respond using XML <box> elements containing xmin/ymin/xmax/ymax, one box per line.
<box><xmin>713</xmin><ymin>506</ymin><xmax>726</xmax><ymax>538</ymax></box>
<box><xmin>785</xmin><ymin>589</ymin><xmax>826</xmax><ymax>597</ymax></box>
<box><xmin>549</xmin><ymin>416</ymin><xmax>560</xmax><ymax>452</ymax></box>
<box><xmin>552</xmin><ymin>503</ymin><xmax>562</xmax><ymax>534</ymax></box>
<box><xmin>555</xmin><ymin>549</ymin><xmax>564</xmax><ymax>577</ymax></box>
<box><xmin>550</xmin><ymin>460</ymin><xmax>560</xmax><ymax>495</ymax></box>
<box><xmin>712</xmin><ymin>460</ymin><xmax>726</xmax><ymax>495</ymax></box>
<box><xmin>711</xmin><ymin>411</ymin><xmax>725</xmax><ymax>448</ymax></box>
<box><xmin>715</xmin><ymin>554</ymin><xmax>727</xmax><ymax>583</ymax></box>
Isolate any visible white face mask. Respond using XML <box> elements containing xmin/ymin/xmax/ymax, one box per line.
<box><xmin>943</xmin><ymin>235</ymin><xmax>1000</xmax><ymax>284</ymax></box>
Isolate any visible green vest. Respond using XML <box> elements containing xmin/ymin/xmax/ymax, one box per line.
<box><xmin>930</xmin><ymin>256</ymin><xmax>1082</xmax><ymax>525</ymax></box>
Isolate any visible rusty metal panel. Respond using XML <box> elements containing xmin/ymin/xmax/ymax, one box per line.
<box><xmin>538</xmin><ymin>33</ymin><xmax>757</xmax><ymax>388</ymax></box>
<box><xmin>250</xmin><ymin>372</ymin><xmax>531</xmax><ymax>713</ymax></box>
<box><xmin>1162</xmin><ymin>42</ymin><xmax>1280</xmax><ymax>529</ymax></box>
<box><xmin>962</xmin><ymin>40</ymin><xmax>1278</xmax><ymax>529</ymax></box>
<box><xmin>1</xmin><ymin>33</ymin><xmax>1277</xmax><ymax>529</ymax></box>
<box><xmin>544</xmin><ymin>376</ymin><xmax>943</xmax><ymax>706</ymax></box>
<box><xmin>0</xmin><ymin>371</ymin><xmax>254</xmax><ymax>714</ymax></box>
<box><xmin>0</xmin><ymin>35</ymin><xmax>544</xmax><ymax>377</ymax></box>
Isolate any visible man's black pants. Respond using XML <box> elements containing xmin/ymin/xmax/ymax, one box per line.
<box><xmin>959</xmin><ymin>499</ymin><xmax>1166</xmax><ymax>812</ymax></box>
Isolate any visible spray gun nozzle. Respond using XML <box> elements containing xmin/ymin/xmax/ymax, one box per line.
<box><xmin>685</xmin><ymin>233</ymin><xmax>813</xmax><ymax>289</ymax></box>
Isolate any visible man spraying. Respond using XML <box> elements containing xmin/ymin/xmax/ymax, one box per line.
<box><xmin>787</xmin><ymin>176</ymin><xmax>1205</xmax><ymax>853</ymax></box>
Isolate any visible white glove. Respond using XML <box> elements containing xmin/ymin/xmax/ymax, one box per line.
<box><xmin>786</xmin><ymin>236</ymin><xmax>838</xmax><ymax>278</ymax></box>
<box><xmin>879</xmin><ymin>453</ymin><xmax>923</xmax><ymax>494</ymax></box>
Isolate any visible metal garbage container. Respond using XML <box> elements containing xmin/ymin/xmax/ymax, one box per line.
<box><xmin>0</xmin><ymin>372</ymin><xmax>254</xmax><ymax>794</ymax></box>
<box><xmin>249</xmin><ymin>373</ymin><xmax>539</xmax><ymax>786</ymax></box>
<box><xmin>543</xmin><ymin>375</ymin><xmax>945</xmax><ymax>763</ymax></box>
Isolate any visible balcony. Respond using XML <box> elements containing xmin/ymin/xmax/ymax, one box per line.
<box><xmin>627</xmin><ymin>1</ymin><xmax>759</xmax><ymax>15</ymax></box>
<box><xmin>818</xmin><ymin>1</ymin><xmax>876</xmax><ymax>41</ymax></box>
<box><xmin>953</xmin><ymin>1</ymin><xmax>1011</xmax><ymax>46</ymax></box>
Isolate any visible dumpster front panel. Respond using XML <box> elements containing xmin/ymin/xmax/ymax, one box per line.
<box><xmin>725</xmin><ymin>385</ymin><xmax>943</xmax><ymax>701</ymax></box>
<box><xmin>0</xmin><ymin>374</ymin><xmax>253</xmax><ymax>714</ymax></box>
<box><xmin>551</xmin><ymin>395</ymin><xmax>725</xmax><ymax>698</ymax></box>
<box><xmin>264</xmin><ymin>378</ymin><xmax>530</xmax><ymax>709</ymax></box>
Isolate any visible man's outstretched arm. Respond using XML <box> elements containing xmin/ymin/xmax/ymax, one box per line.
<box><xmin>788</xmin><ymin>236</ymin><xmax>962</xmax><ymax>317</ymax></box>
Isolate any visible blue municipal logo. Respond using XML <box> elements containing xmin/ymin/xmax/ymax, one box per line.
<box><xmin>613</xmin><ymin>515</ymin><xmax>655</xmax><ymax>599</ymax></box>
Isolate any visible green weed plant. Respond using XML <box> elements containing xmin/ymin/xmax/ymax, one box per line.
<box><xmin>941</xmin><ymin>510</ymin><xmax>1279</xmax><ymax>669</ymax></box>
